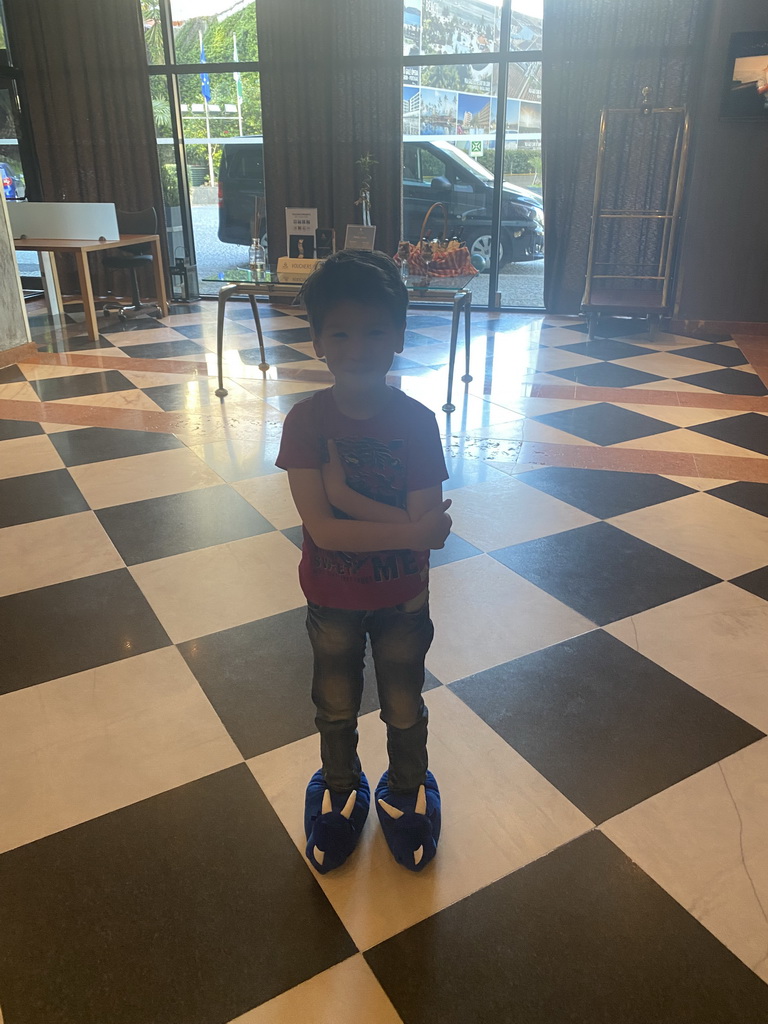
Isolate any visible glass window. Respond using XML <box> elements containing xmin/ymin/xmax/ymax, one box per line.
<box><xmin>406</xmin><ymin>0</ymin><xmax>502</xmax><ymax>58</ymax></box>
<box><xmin>142</xmin><ymin>2</ymin><xmax>166</xmax><ymax>64</ymax></box>
<box><xmin>170</xmin><ymin>0</ymin><xmax>258</xmax><ymax>62</ymax></box>
<box><xmin>509</xmin><ymin>2</ymin><xmax>543</xmax><ymax>52</ymax></box>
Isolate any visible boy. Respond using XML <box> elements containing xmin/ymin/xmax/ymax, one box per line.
<box><xmin>275</xmin><ymin>250</ymin><xmax>452</xmax><ymax>874</ymax></box>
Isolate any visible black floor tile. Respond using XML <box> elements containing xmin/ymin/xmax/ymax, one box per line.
<box><xmin>533</xmin><ymin>403</ymin><xmax>677</xmax><ymax>446</ymax></box>
<box><xmin>677</xmin><ymin>368</ymin><xmax>768</xmax><ymax>396</ymax></box>
<box><xmin>559</xmin><ymin>338</ymin><xmax>654</xmax><ymax>361</ymax></box>
<box><xmin>730</xmin><ymin>565</ymin><xmax>768</xmax><ymax>601</ymax></box>
<box><xmin>390</xmin><ymin>354</ymin><xmax>431</xmax><ymax>372</ymax></box>
<box><xmin>472</xmin><ymin>313</ymin><xmax>541</xmax><ymax>331</ymax></box>
<box><xmin>100</xmin><ymin>316</ymin><xmax>166</xmax><ymax>333</ymax></box>
<box><xmin>26</xmin><ymin>312</ymin><xmax>77</xmax><ymax>327</ymax></box>
<box><xmin>29</xmin><ymin>370</ymin><xmax>136</xmax><ymax>402</ymax></box>
<box><xmin>281</xmin><ymin>525</ymin><xmax>305</xmax><ymax>548</ymax></box>
<box><xmin>263</xmin><ymin>326</ymin><xmax>313</xmax><ymax>345</ymax></box>
<box><xmin>0</xmin><ymin>418</ymin><xmax>44</xmax><ymax>441</ymax></box>
<box><xmin>179</xmin><ymin>608</ymin><xmax>440</xmax><ymax>759</ymax></box>
<box><xmin>96</xmin><ymin>486</ymin><xmax>274</xmax><ymax>565</ymax></box>
<box><xmin>49</xmin><ymin>426</ymin><xmax>184</xmax><ymax>467</ymax></box>
<box><xmin>429</xmin><ymin>531</ymin><xmax>483</xmax><ymax>567</ymax></box>
<box><xmin>450</xmin><ymin>630</ymin><xmax>763</xmax><ymax>823</ymax></box>
<box><xmin>365</xmin><ymin>831</ymin><xmax>768</xmax><ymax>1024</ymax></box>
<box><xmin>0</xmin><ymin>765</ymin><xmax>356</xmax><ymax>1024</ymax></box>
<box><xmin>708</xmin><ymin>481</ymin><xmax>768</xmax><ymax>518</ymax></box>
<box><xmin>689</xmin><ymin>413</ymin><xmax>768</xmax><ymax>457</ymax></box>
<box><xmin>0</xmin><ymin>470</ymin><xmax>89</xmax><ymax>528</ymax></box>
<box><xmin>46</xmin><ymin>335</ymin><xmax>117</xmax><ymax>352</ymax></box>
<box><xmin>168</xmin><ymin>322</ymin><xmax>221</xmax><ymax>340</ymax></box>
<box><xmin>0</xmin><ymin>365</ymin><xmax>27</xmax><ymax>384</ymax></box>
<box><xmin>2</xmin><ymin>569</ymin><xmax>171</xmax><ymax>694</ymax></box>
<box><xmin>141</xmin><ymin>381</ymin><xmax>228</xmax><ymax>412</ymax></box>
<box><xmin>406</xmin><ymin>315</ymin><xmax>452</xmax><ymax>328</ymax></box>
<box><xmin>672</xmin><ymin>344</ymin><xmax>748</xmax><ymax>367</ymax></box>
<box><xmin>240</xmin><ymin>344</ymin><xmax>312</xmax><ymax>365</ymax></box>
<box><xmin>164</xmin><ymin>302</ymin><xmax>207</xmax><ymax>315</ymax></box>
<box><xmin>403</xmin><ymin>329</ymin><xmax>449</xmax><ymax>347</ymax></box>
<box><xmin>548</xmin><ymin>362</ymin><xmax>664</xmax><ymax>388</ymax></box>
<box><xmin>490</xmin><ymin>521</ymin><xmax>720</xmax><ymax>625</ymax></box>
<box><xmin>121</xmin><ymin>338</ymin><xmax>208</xmax><ymax>359</ymax></box>
<box><xmin>517</xmin><ymin>467</ymin><xmax>695</xmax><ymax>518</ymax></box>
<box><xmin>224</xmin><ymin>303</ymin><xmax>291</xmax><ymax>320</ymax></box>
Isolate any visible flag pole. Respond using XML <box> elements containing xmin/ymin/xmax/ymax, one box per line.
<box><xmin>199</xmin><ymin>30</ymin><xmax>215</xmax><ymax>185</ymax></box>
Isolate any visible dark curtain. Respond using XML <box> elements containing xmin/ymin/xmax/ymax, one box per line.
<box><xmin>541</xmin><ymin>0</ymin><xmax>710</xmax><ymax>313</ymax></box>
<box><xmin>4</xmin><ymin>0</ymin><xmax>166</xmax><ymax>297</ymax></box>
<box><xmin>257</xmin><ymin>0</ymin><xmax>402</xmax><ymax>261</ymax></box>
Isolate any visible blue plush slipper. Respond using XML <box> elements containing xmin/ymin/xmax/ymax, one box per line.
<box><xmin>375</xmin><ymin>771</ymin><xmax>441</xmax><ymax>872</ymax></box>
<box><xmin>304</xmin><ymin>770</ymin><xmax>370</xmax><ymax>874</ymax></box>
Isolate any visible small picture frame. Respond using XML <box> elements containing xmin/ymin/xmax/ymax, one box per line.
<box><xmin>344</xmin><ymin>225</ymin><xmax>376</xmax><ymax>250</ymax></box>
<box><xmin>721</xmin><ymin>31</ymin><xmax>768</xmax><ymax>119</ymax></box>
<box><xmin>289</xmin><ymin>234</ymin><xmax>315</xmax><ymax>259</ymax></box>
<box><xmin>315</xmin><ymin>228</ymin><xmax>336</xmax><ymax>258</ymax></box>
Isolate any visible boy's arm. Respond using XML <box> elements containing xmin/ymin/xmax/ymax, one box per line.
<box><xmin>407</xmin><ymin>484</ymin><xmax>444</xmax><ymax>523</ymax></box>
<box><xmin>321</xmin><ymin>440</ymin><xmax>410</xmax><ymax>524</ymax></box>
<box><xmin>287</xmin><ymin>468</ymin><xmax>452</xmax><ymax>552</ymax></box>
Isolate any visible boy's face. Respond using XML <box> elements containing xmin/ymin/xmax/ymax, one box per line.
<box><xmin>312</xmin><ymin>301</ymin><xmax>405</xmax><ymax>387</ymax></box>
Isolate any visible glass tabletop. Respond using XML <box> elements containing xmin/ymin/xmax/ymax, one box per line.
<box><xmin>204</xmin><ymin>267</ymin><xmax>474</xmax><ymax>293</ymax></box>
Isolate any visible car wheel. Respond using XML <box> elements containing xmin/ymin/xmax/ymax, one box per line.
<box><xmin>462</xmin><ymin>231</ymin><xmax>506</xmax><ymax>273</ymax></box>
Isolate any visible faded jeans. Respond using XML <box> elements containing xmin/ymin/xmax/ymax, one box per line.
<box><xmin>305</xmin><ymin>597</ymin><xmax>434</xmax><ymax>794</ymax></box>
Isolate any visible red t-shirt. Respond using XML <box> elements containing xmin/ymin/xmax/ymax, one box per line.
<box><xmin>276</xmin><ymin>387</ymin><xmax>449</xmax><ymax>610</ymax></box>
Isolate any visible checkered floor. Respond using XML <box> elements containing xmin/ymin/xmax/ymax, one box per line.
<box><xmin>1</xmin><ymin>299</ymin><xmax>768</xmax><ymax>1023</ymax></box>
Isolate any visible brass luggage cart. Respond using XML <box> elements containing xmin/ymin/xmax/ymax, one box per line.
<box><xmin>582</xmin><ymin>88</ymin><xmax>691</xmax><ymax>339</ymax></box>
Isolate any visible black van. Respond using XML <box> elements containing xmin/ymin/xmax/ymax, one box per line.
<box><xmin>217</xmin><ymin>138</ymin><xmax>543</xmax><ymax>267</ymax></box>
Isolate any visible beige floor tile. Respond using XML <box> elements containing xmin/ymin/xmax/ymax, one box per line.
<box><xmin>489</xmin><ymin>397</ymin><xmax>596</xmax><ymax>418</ymax></box>
<box><xmin>156</xmin><ymin>312</ymin><xmax>215</xmax><ymax>327</ymax></box>
<box><xmin>0</xmin><ymin>434</ymin><xmax>64</xmax><ymax>479</ymax></box>
<box><xmin>118</xmin><ymin>369</ymin><xmax>212</xmax><ymax>388</ymax></box>
<box><xmin>606</xmin><ymin>583</ymin><xmax>768</xmax><ymax>732</ymax></box>
<box><xmin>609</xmin><ymin>492</ymin><xmax>768</xmax><ymax>578</ymax></box>
<box><xmin>238</xmin><ymin>378</ymin><xmax>328</xmax><ymax>399</ymax></box>
<box><xmin>630</xmin><ymin>378</ymin><xmax>719</xmax><ymax>394</ymax></box>
<box><xmin>448</xmin><ymin>477</ymin><xmax>596</xmax><ymax>551</ymax></box>
<box><xmin>248</xmin><ymin>687</ymin><xmax>591</xmax><ymax>951</ymax></box>
<box><xmin>615</xmin><ymin>404</ymin><xmax>745</xmax><ymax>428</ymax></box>
<box><xmin>16</xmin><ymin>363</ymin><xmax>101</xmax><ymax>381</ymax></box>
<box><xmin>601</xmin><ymin>738</ymin><xmax>768</xmax><ymax>984</ymax></box>
<box><xmin>533</xmin><ymin>348</ymin><xmax>601</xmax><ymax>372</ymax></box>
<box><xmin>41</xmin><ymin>421</ymin><xmax>90</xmax><ymax>433</ymax></box>
<box><xmin>69</xmin><ymin>446</ymin><xmax>223</xmax><ymax>509</ymax></box>
<box><xmin>428</xmin><ymin>555</ymin><xmax>593</xmax><ymax>683</ymax></box>
<box><xmin>663</xmin><ymin>475</ymin><xmax>735</xmax><ymax>490</ymax></box>
<box><xmin>227</xmin><ymin>956</ymin><xmax>403</xmax><ymax>1024</ymax></box>
<box><xmin>51</xmin><ymin>390</ymin><xmax>165</xmax><ymax>413</ymax></box>
<box><xmin>0</xmin><ymin>381</ymin><xmax>41</xmax><ymax>402</ymax></box>
<box><xmin>130</xmin><ymin>531</ymin><xmax>303</xmax><ymax>643</ymax></box>
<box><xmin>107</xmin><ymin>326</ymin><xmax>188</xmax><ymax>345</ymax></box>
<box><xmin>612</xmin><ymin>428</ymin><xmax>766</xmax><ymax>459</ymax></box>
<box><xmin>233</xmin><ymin>472</ymin><xmax>302</xmax><ymax>530</ymax></box>
<box><xmin>614</xmin><ymin>352</ymin><xmax>720</xmax><ymax>378</ymax></box>
<box><xmin>0</xmin><ymin>647</ymin><xmax>242</xmax><ymax>854</ymax></box>
<box><xmin>0</xmin><ymin>511</ymin><xmax>123</xmax><ymax>597</ymax></box>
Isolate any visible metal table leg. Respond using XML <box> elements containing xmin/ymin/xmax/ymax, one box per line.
<box><xmin>443</xmin><ymin>292</ymin><xmax>462</xmax><ymax>413</ymax></box>
<box><xmin>247</xmin><ymin>293</ymin><xmax>270</xmax><ymax>371</ymax></box>
<box><xmin>215</xmin><ymin>283</ymin><xmax>238</xmax><ymax>397</ymax></box>
<box><xmin>461</xmin><ymin>292</ymin><xmax>473</xmax><ymax>384</ymax></box>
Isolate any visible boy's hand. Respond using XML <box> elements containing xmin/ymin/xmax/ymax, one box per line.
<box><xmin>413</xmin><ymin>498</ymin><xmax>452</xmax><ymax>550</ymax></box>
<box><xmin>321</xmin><ymin>439</ymin><xmax>347</xmax><ymax>504</ymax></box>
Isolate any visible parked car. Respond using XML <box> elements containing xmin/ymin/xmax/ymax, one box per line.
<box><xmin>217</xmin><ymin>138</ymin><xmax>543</xmax><ymax>268</ymax></box>
<box><xmin>1</xmin><ymin>162</ymin><xmax>19</xmax><ymax>200</ymax></box>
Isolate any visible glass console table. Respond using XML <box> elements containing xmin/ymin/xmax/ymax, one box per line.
<box><xmin>204</xmin><ymin>268</ymin><xmax>473</xmax><ymax>412</ymax></box>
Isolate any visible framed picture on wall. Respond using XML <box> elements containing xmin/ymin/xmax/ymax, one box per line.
<box><xmin>722</xmin><ymin>31</ymin><xmax>768</xmax><ymax>119</ymax></box>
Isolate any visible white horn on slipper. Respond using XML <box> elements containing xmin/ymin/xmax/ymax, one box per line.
<box><xmin>321</xmin><ymin>789</ymin><xmax>332</xmax><ymax>815</ymax></box>
<box><xmin>341</xmin><ymin>790</ymin><xmax>356</xmax><ymax>819</ymax></box>
<box><xmin>314</xmin><ymin>846</ymin><xmax>325</xmax><ymax>866</ymax></box>
<box><xmin>377</xmin><ymin>798</ymin><xmax>404</xmax><ymax>819</ymax></box>
<box><xmin>414</xmin><ymin>845</ymin><xmax>424</xmax><ymax>866</ymax></box>
<box><xmin>415</xmin><ymin>785</ymin><xmax>427</xmax><ymax>815</ymax></box>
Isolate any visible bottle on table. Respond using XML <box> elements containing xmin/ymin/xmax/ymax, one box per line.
<box><xmin>248</xmin><ymin>238</ymin><xmax>266</xmax><ymax>280</ymax></box>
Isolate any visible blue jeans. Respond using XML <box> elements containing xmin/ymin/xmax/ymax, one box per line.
<box><xmin>305</xmin><ymin>598</ymin><xmax>434</xmax><ymax>794</ymax></box>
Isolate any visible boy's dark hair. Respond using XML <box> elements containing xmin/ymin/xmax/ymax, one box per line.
<box><xmin>299</xmin><ymin>249</ymin><xmax>408</xmax><ymax>335</ymax></box>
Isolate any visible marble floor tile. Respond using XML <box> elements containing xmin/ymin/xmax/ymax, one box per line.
<box><xmin>610</xmin><ymin>492</ymin><xmax>768</xmax><ymax>579</ymax></box>
<box><xmin>233</xmin><ymin>471</ymin><xmax>302</xmax><ymax>530</ymax></box>
<box><xmin>0</xmin><ymin>434</ymin><xmax>65</xmax><ymax>479</ymax></box>
<box><xmin>69</xmin><ymin>447</ymin><xmax>223</xmax><ymax>509</ymax></box>
<box><xmin>602</xmin><ymin>738</ymin><xmax>768</xmax><ymax>983</ymax></box>
<box><xmin>248</xmin><ymin>686</ymin><xmax>591</xmax><ymax>951</ymax></box>
<box><xmin>613</xmin><ymin>428</ymin><xmax>768</xmax><ymax>459</ymax></box>
<box><xmin>130</xmin><ymin>531</ymin><xmax>304</xmax><ymax>643</ymax></box>
<box><xmin>0</xmin><ymin>646</ymin><xmax>242</xmax><ymax>853</ymax></box>
<box><xmin>606</xmin><ymin>583</ymin><xmax>768</xmax><ymax>732</ymax></box>
<box><xmin>428</xmin><ymin>554</ymin><xmax>593</xmax><ymax>683</ymax></box>
<box><xmin>0</xmin><ymin>511</ymin><xmax>123</xmax><ymax>597</ymax></box>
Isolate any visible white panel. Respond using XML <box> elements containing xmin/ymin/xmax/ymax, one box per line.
<box><xmin>8</xmin><ymin>202</ymin><xmax>120</xmax><ymax>241</ymax></box>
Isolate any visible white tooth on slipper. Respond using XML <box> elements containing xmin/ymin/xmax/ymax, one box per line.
<box><xmin>314</xmin><ymin>846</ymin><xmax>325</xmax><ymax>866</ymax></box>
<box><xmin>415</xmin><ymin>784</ymin><xmax>427</xmax><ymax>815</ymax></box>
<box><xmin>378</xmin><ymin>798</ymin><xmax>404</xmax><ymax>819</ymax></box>
<box><xmin>414</xmin><ymin>845</ymin><xmax>424</xmax><ymax>866</ymax></box>
<box><xmin>340</xmin><ymin>790</ymin><xmax>356</xmax><ymax>819</ymax></box>
<box><xmin>321</xmin><ymin>789</ymin><xmax>332</xmax><ymax>815</ymax></box>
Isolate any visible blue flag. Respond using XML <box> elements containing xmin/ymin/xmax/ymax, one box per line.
<box><xmin>200</xmin><ymin>40</ymin><xmax>211</xmax><ymax>102</ymax></box>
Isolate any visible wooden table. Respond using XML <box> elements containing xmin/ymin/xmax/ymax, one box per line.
<box><xmin>14</xmin><ymin>234</ymin><xmax>169</xmax><ymax>340</ymax></box>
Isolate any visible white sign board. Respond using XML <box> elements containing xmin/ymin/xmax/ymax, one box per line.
<box><xmin>285</xmin><ymin>207</ymin><xmax>318</xmax><ymax>245</ymax></box>
<box><xmin>8</xmin><ymin>202</ymin><xmax>120</xmax><ymax>241</ymax></box>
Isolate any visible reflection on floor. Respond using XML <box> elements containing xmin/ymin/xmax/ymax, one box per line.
<box><xmin>1</xmin><ymin>299</ymin><xmax>768</xmax><ymax>1024</ymax></box>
